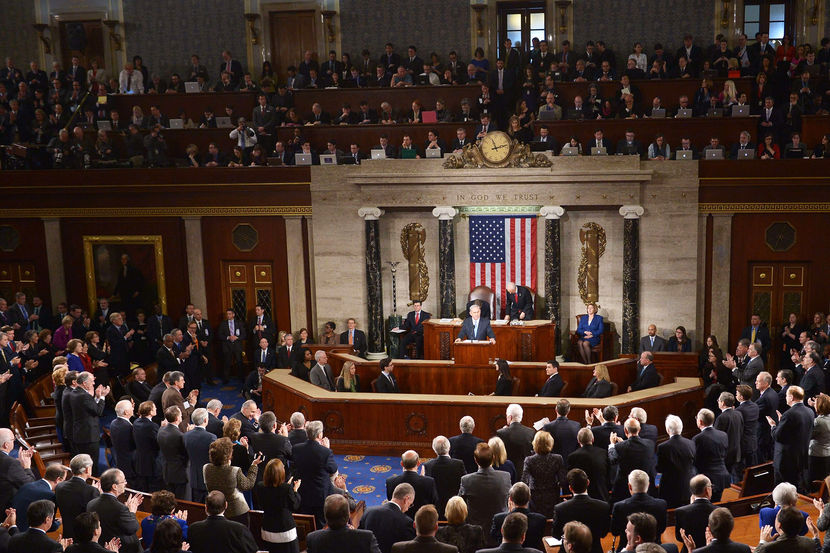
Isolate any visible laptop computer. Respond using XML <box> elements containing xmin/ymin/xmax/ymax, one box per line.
<box><xmin>421</xmin><ymin>110</ymin><xmax>438</xmax><ymax>123</ymax></box>
<box><xmin>561</xmin><ymin>146</ymin><xmax>580</xmax><ymax>156</ymax></box>
<box><xmin>590</xmin><ymin>147</ymin><xmax>607</xmax><ymax>156</ymax></box>
<box><xmin>266</xmin><ymin>157</ymin><xmax>283</xmax><ymax>166</ymax></box>
<box><xmin>538</xmin><ymin>109</ymin><xmax>560</xmax><ymax>121</ymax></box>
<box><xmin>675</xmin><ymin>108</ymin><xmax>693</xmax><ymax>118</ymax></box>
<box><xmin>425</xmin><ymin>148</ymin><xmax>442</xmax><ymax>158</ymax></box>
<box><xmin>96</xmin><ymin>120</ymin><xmax>112</xmax><ymax>131</ymax></box>
<box><xmin>737</xmin><ymin>149</ymin><xmax>756</xmax><ymax>159</ymax></box>
<box><xmin>320</xmin><ymin>154</ymin><xmax>338</xmax><ymax>165</ymax></box>
<box><xmin>650</xmin><ymin>108</ymin><xmax>666</xmax><ymax>118</ymax></box>
<box><xmin>184</xmin><ymin>82</ymin><xmax>200</xmax><ymax>93</ymax></box>
<box><xmin>785</xmin><ymin>147</ymin><xmax>805</xmax><ymax>159</ymax></box>
<box><xmin>732</xmin><ymin>105</ymin><xmax>750</xmax><ymax>117</ymax></box>
<box><xmin>294</xmin><ymin>153</ymin><xmax>312</xmax><ymax>166</ymax></box>
<box><xmin>707</xmin><ymin>108</ymin><xmax>724</xmax><ymax>117</ymax></box>
<box><xmin>705</xmin><ymin>149</ymin><xmax>724</xmax><ymax>160</ymax></box>
<box><xmin>216</xmin><ymin>116</ymin><xmax>232</xmax><ymax>128</ymax></box>
<box><xmin>675</xmin><ymin>150</ymin><xmax>693</xmax><ymax>160</ymax></box>
<box><xmin>338</xmin><ymin>156</ymin><xmax>357</xmax><ymax>165</ymax></box>
<box><xmin>168</xmin><ymin>118</ymin><xmax>184</xmax><ymax>129</ymax></box>
<box><xmin>370</xmin><ymin>149</ymin><xmax>386</xmax><ymax>160</ymax></box>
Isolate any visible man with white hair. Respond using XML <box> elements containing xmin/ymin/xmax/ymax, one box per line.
<box><xmin>496</xmin><ymin>404</ymin><xmax>535</xmax><ymax>480</ymax></box>
<box><xmin>183</xmin><ymin>407</ymin><xmax>216</xmax><ymax>503</ymax></box>
<box><xmin>504</xmin><ymin>282</ymin><xmax>534</xmax><ymax>321</ymax></box>
<box><xmin>450</xmin><ymin>415</ymin><xmax>484</xmax><ymax>473</ymax></box>
<box><xmin>693</xmin><ymin>408</ymin><xmax>730</xmax><ymax>501</ymax></box>
<box><xmin>69</xmin><ymin>371</ymin><xmax>109</xmax><ymax>476</ymax></box>
<box><xmin>205</xmin><ymin>398</ymin><xmax>227</xmax><ymax>436</ymax></box>
<box><xmin>608</xmin><ymin>418</ymin><xmax>656</xmax><ymax>501</ymax></box>
<box><xmin>628</xmin><ymin>407</ymin><xmax>658</xmax><ymax>444</ymax></box>
<box><xmin>385</xmin><ymin>450</ymin><xmax>439</xmax><ymax>518</ymax></box>
<box><xmin>456</xmin><ymin>303</ymin><xmax>495</xmax><ymax>343</ymax></box>
<box><xmin>610</xmin><ymin>469</ymin><xmax>667</xmax><ymax>551</ymax></box>
<box><xmin>110</xmin><ymin>399</ymin><xmax>136</xmax><ymax>488</ymax></box>
<box><xmin>309</xmin><ymin>350</ymin><xmax>335</xmax><ymax>391</ymax></box>
<box><xmin>423</xmin><ymin>435</ymin><xmax>465</xmax><ymax>515</ymax></box>
<box><xmin>0</xmin><ymin>427</ymin><xmax>35</xmax><ymax>509</ymax></box>
<box><xmin>293</xmin><ymin>420</ymin><xmax>338</xmax><ymax>526</ymax></box>
<box><xmin>287</xmin><ymin>411</ymin><xmax>307</xmax><ymax>445</ymax></box>
<box><xmin>656</xmin><ymin>415</ymin><xmax>696</xmax><ymax>508</ymax></box>
<box><xmin>231</xmin><ymin>399</ymin><xmax>261</xmax><ymax>441</ymax></box>
<box><xmin>54</xmin><ymin>454</ymin><xmax>100</xmax><ymax>540</ymax></box>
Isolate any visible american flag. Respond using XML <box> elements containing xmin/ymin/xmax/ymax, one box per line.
<box><xmin>469</xmin><ymin>215</ymin><xmax>537</xmax><ymax>318</ymax></box>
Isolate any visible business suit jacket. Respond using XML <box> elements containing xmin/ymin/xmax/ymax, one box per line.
<box><xmin>690</xmin><ymin>540</ymin><xmax>750</xmax><ymax>553</ymax></box>
<box><xmin>568</xmin><ymin>445</ymin><xmax>610</xmax><ymax>502</ymax></box>
<box><xmin>55</xmin><ymin>476</ymin><xmax>100</xmax><ymax>539</ymax></box>
<box><xmin>276</xmin><ymin>345</ymin><xmax>300</xmax><ymax>369</ymax></box>
<box><xmin>7</xmin><ymin>528</ymin><xmax>62</xmax><ymax>553</ymax></box>
<box><xmin>402</xmin><ymin>309</ymin><xmax>431</xmax><ymax>334</ymax></box>
<box><xmin>217</xmin><ymin>319</ymin><xmax>246</xmax><ymax>350</ymax></box>
<box><xmin>157</xmin><ymin>423</ymin><xmax>188</xmax><ymax>485</ymax></box>
<box><xmin>492</xmin><ymin>507</ymin><xmax>547</xmax><ymax>551</ymax></box>
<box><xmin>309</xmin><ymin>363</ymin><xmax>335</xmax><ymax>391</ymax></box>
<box><xmin>161</xmin><ymin>387</ymin><xmax>194</xmax><ymax>432</ymax></box>
<box><xmin>459</xmin><ymin>467</ymin><xmax>511</xmax><ymax>536</ymax></box>
<box><xmin>772</xmin><ymin>402</ymin><xmax>814</xmax><ymax>482</ymax></box>
<box><xmin>736</xmin><ymin>355</ymin><xmax>764</xmax><ymax>387</ymax></box>
<box><xmin>0</xmin><ymin>526</ymin><xmax>18</xmax><ymax>553</ymax></box>
<box><xmin>183</xmin><ymin>427</ymin><xmax>216</xmax><ymax>491</ymax></box>
<box><xmin>251</xmin><ymin>346</ymin><xmax>276</xmax><ymax>369</ymax></box>
<box><xmin>609</xmin><ymin>436</ymin><xmax>656</xmax><ymax>501</ymax></box>
<box><xmin>656</xmin><ymin>434</ymin><xmax>696</xmax><ymax>508</ymax></box>
<box><xmin>293</xmin><ymin>439</ymin><xmax>338</xmax><ymax>511</ymax></box>
<box><xmin>505</xmin><ymin>286</ymin><xmax>533</xmax><ymax>320</ymax></box>
<box><xmin>800</xmin><ymin>366</ymin><xmax>825</xmax><ymax>402</ymax></box>
<box><xmin>740</xmin><ymin>324</ymin><xmax>772</xmax><ymax>354</ymax></box>
<box><xmin>497</xmin><ymin>422</ymin><xmax>535</xmax><ymax>481</ymax></box>
<box><xmin>206</xmin><ymin>413</ymin><xmax>225</xmax><ymax>437</ymax></box>
<box><xmin>542</xmin><ymin>416</ymin><xmax>580</xmax><ymax>463</ymax></box>
<box><xmin>631</xmin><ymin>363</ymin><xmax>661</xmax><ymax>391</ymax></box>
<box><xmin>754</xmin><ymin>535</ymin><xmax>819</xmax><ymax>553</ymax></box>
<box><xmin>385</xmin><ymin>471</ymin><xmax>439</xmax><ymax>518</ymax></box>
<box><xmin>133</xmin><ymin>416</ymin><xmax>161</xmax><ymax>480</ymax></box>
<box><xmin>339</xmin><ymin>329</ymin><xmax>368</xmax><ymax>357</ymax></box>
<box><xmin>126</xmin><ymin>379</ymin><xmax>151</xmax><ymax>404</ymax></box>
<box><xmin>552</xmin><ymin>495</ymin><xmax>609</xmax><ymax>553</ymax></box>
<box><xmin>110</xmin><ymin>416</ymin><xmax>136</xmax><ymax>480</ymax></box>
<box><xmin>714</xmin><ymin>408</ymin><xmax>743</xmax><ymax>468</ymax></box>
<box><xmin>156</xmin><ymin>346</ymin><xmax>180</xmax><ymax>375</ymax></box>
<box><xmin>188</xmin><ymin>515</ymin><xmax>259</xmax><ymax>553</ymax></box>
<box><xmin>375</xmin><ymin>371</ymin><xmax>400</xmax><ymax>393</ymax></box>
<box><xmin>735</xmin><ymin>400</ymin><xmax>760</xmax><ymax>459</ymax></box>
<box><xmin>11</xmin><ymin>479</ymin><xmax>58</xmax><ymax>532</ymax></box>
<box><xmin>423</xmin><ymin>455</ymin><xmax>465</xmax><ymax>515</ymax></box>
<box><xmin>612</xmin><ymin>492</ymin><xmax>667</xmax><ymax>550</ymax></box>
<box><xmin>307</xmin><ymin>526</ymin><xmax>380</xmax><ymax>553</ymax></box>
<box><xmin>640</xmin><ymin>335</ymin><xmax>667</xmax><ymax>352</ymax></box>
<box><xmin>583</xmin><ymin>377</ymin><xmax>613</xmax><ymax>398</ymax></box>
<box><xmin>592</xmin><ymin>422</ymin><xmax>625</xmax><ymax>450</ymax></box>
<box><xmin>476</xmin><ymin>544</ymin><xmax>543</xmax><ymax>553</ymax></box>
<box><xmin>0</xmin><ymin>451</ymin><xmax>35</xmax><ymax>510</ymax></box>
<box><xmin>756</xmin><ymin>387</ymin><xmax>779</xmax><ymax>453</ymax></box>
<box><xmin>8</xmin><ymin>303</ymin><xmax>33</xmax><ymax>332</ymax></box>
<box><xmin>87</xmin><ymin>493</ymin><xmax>140</xmax><ymax>553</ymax></box>
<box><xmin>147</xmin><ymin>315</ymin><xmax>173</xmax><ymax>349</ymax></box>
<box><xmin>391</xmin><ymin>536</ymin><xmax>458</xmax><ymax>553</ymax></box>
<box><xmin>538</xmin><ymin>373</ymin><xmax>564</xmax><ymax>397</ymax></box>
<box><xmin>457</xmin><ymin>317</ymin><xmax>495</xmax><ymax>341</ymax></box>
<box><xmin>449</xmin><ymin>433</ymin><xmax>484</xmax><ymax>474</ymax></box>
<box><xmin>360</xmin><ymin>501</ymin><xmax>415</xmax><ymax>553</ymax></box>
<box><xmin>674</xmin><ymin>498</ymin><xmax>716</xmax><ymax>553</ymax></box>
<box><xmin>69</xmin><ymin>389</ymin><xmax>105</xmax><ymax>444</ymax></box>
<box><xmin>693</xmin><ymin>427</ymin><xmax>732</xmax><ymax>493</ymax></box>
<box><xmin>249</xmin><ymin>430</ymin><xmax>292</xmax><ymax>481</ymax></box>
<box><xmin>587</xmin><ymin>138</ymin><xmax>614</xmax><ymax>155</ymax></box>
<box><xmin>230</xmin><ymin>411</ymin><xmax>259</xmax><ymax>442</ymax></box>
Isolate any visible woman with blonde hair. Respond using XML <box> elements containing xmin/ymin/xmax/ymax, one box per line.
<box><xmin>521</xmin><ymin>430</ymin><xmax>564</xmax><ymax>517</ymax></box>
<box><xmin>435</xmin><ymin>496</ymin><xmax>485</xmax><ymax>553</ymax></box>
<box><xmin>488</xmin><ymin>436</ymin><xmax>516</xmax><ymax>483</ymax></box>
<box><xmin>204</xmin><ymin>437</ymin><xmax>262</xmax><ymax>526</ymax></box>
<box><xmin>720</xmin><ymin>79</ymin><xmax>738</xmax><ymax>107</ymax></box>
<box><xmin>574</xmin><ymin>302</ymin><xmax>603</xmax><ymax>364</ymax></box>
<box><xmin>335</xmin><ymin>361</ymin><xmax>360</xmax><ymax>392</ymax></box>
<box><xmin>582</xmin><ymin>363</ymin><xmax>613</xmax><ymax>398</ymax></box>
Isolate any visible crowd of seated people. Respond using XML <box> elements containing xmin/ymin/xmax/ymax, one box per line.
<box><xmin>3</xmin><ymin>30</ymin><xmax>830</xmax><ymax>168</ymax></box>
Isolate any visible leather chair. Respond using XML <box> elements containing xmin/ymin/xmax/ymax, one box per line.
<box><xmin>465</xmin><ymin>285</ymin><xmax>495</xmax><ymax>318</ymax></box>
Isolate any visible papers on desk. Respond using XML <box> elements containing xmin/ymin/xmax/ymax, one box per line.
<box><xmin>544</xmin><ymin>537</ymin><xmax>563</xmax><ymax>547</ymax></box>
<box><xmin>439</xmin><ymin>318</ymin><xmax>454</xmax><ymax>323</ymax></box>
<box><xmin>390</xmin><ymin>329</ymin><xmax>407</xmax><ymax>334</ymax></box>
<box><xmin>491</xmin><ymin>319</ymin><xmax>508</xmax><ymax>326</ymax></box>
<box><xmin>458</xmin><ymin>340</ymin><xmax>490</xmax><ymax>344</ymax></box>
<box><xmin>533</xmin><ymin>417</ymin><xmax>551</xmax><ymax>431</ymax></box>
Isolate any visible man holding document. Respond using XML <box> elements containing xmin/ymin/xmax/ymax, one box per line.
<box><xmin>456</xmin><ymin>304</ymin><xmax>496</xmax><ymax>343</ymax></box>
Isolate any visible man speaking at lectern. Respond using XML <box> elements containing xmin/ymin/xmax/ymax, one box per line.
<box><xmin>456</xmin><ymin>304</ymin><xmax>495</xmax><ymax>343</ymax></box>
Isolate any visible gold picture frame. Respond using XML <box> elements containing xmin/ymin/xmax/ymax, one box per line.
<box><xmin>82</xmin><ymin>235</ymin><xmax>167</xmax><ymax>317</ymax></box>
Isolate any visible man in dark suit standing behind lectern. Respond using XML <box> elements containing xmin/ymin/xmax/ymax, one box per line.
<box><xmin>504</xmin><ymin>282</ymin><xmax>533</xmax><ymax>321</ymax></box>
<box><xmin>456</xmin><ymin>304</ymin><xmax>495</xmax><ymax>342</ymax></box>
<box><xmin>398</xmin><ymin>301</ymin><xmax>431</xmax><ymax>359</ymax></box>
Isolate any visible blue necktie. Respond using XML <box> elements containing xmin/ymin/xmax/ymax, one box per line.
<box><xmin>473</xmin><ymin>322</ymin><xmax>478</xmax><ymax>338</ymax></box>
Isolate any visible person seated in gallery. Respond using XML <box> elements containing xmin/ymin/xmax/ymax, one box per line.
<box><xmin>335</xmin><ymin>361</ymin><xmax>361</xmax><ymax>392</ymax></box>
<box><xmin>493</xmin><ymin>359</ymin><xmax>513</xmax><ymax>396</ymax></box>
<box><xmin>574</xmin><ymin>302</ymin><xmax>603</xmax><ymax>363</ymax></box>
<box><xmin>456</xmin><ymin>304</ymin><xmax>495</xmax><ymax>343</ymax></box>
<box><xmin>504</xmin><ymin>282</ymin><xmax>534</xmax><ymax>322</ymax></box>
<box><xmin>465</xmin><ymin>298</ymin><xmax>491</xmax><ymax>320</ymax></box>
<box><xmin>582</xmin><ymin>363</ymin><xmax>613</xmax><ymax>398</ymax></box>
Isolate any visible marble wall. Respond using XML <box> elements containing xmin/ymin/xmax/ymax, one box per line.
<box><xmin>1</xmin><ymin>2</ymin><xmax>39</xmax><ymax>68</ymax></box>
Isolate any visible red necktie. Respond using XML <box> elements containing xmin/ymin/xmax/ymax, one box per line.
<box><xmin>415</xmin><ymin>312</ymin><xmax>419</xmax><ymax>325</ymax></box>
<box><xmin>515</xmin><ymin>292</ymin><xmax>519</xmax><ymax>303</ymax></box>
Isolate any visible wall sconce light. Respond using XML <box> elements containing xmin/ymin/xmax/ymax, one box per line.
<box><xmin>244</xmin><ymin>13</ymin><xmax>260</xmax><ymax>45</ymax></box>
<box><xmin>721</xmin><ymin>0</ymin><xmax>730</xmax><ymax>29</ymax></box>
<box><xmin>32</xmin><ymin>23</ymin><xmax>51</xmax><ymax>54</ymax></box>
<box><xmin>471</xmin><ymin>4</ymin><xmax>486</xmax><ymax>37</ymax></box>
<box><xmin>102</xmin><ymin>19</ymin><xmax>123</xmax><ymax>51</ymax></box>
<box><xmin>810</xmin><ymin>2</ymin><xmax>819</xmax><ymax>25</ymax></box>
<box><xmin>321</xmin><ymin>11</ymin><xmax>336</xmax><ymax>44</ymax></box>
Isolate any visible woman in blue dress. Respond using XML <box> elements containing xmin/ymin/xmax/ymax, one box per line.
<box><xmin>575</xmin><ymin>302</ymin><xmax>603</xmax><ymax>363</ymax></box>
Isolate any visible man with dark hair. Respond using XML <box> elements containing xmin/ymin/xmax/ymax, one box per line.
<box><xmin>375</xmin><ymin>357</ymin><xmax>400</xmax><ymax>393</ymax></box>
<box><xmin>543</xmin><ymin>399</ymin><xmax>580</xmax><ymax>461</ymax></box>
<box><xmin>161</xmin><ymin>370</ymin><xmax>197</xmax><ymax>432</ymax></box>
<box><xmin>734</xmin><ymin>385</ymin><xmax>759</xmax><ymax>474</ymax></box>
<box><xmin>740</xmin><ymin>313</ymin><xmax>771</xmax><ymax>355</ymax></box>
<box><xmin>7</xmin><ymin>499</ymin><xmax>62</xmax><ymax>553</ymax></box>
<box><xmin>308</xmin><ymin>494</ymin><xmax>380</xmax><ymax>553</ymax></box>
<box><xmin>491</xmin><ymin>482</ymin><xmax>546</xmax><ymax>550</ymax></box>
<box><xmin>391</xmin><ymin>504</ymin><xmax>456</xmax><ymax>552</ymax></box>
<box><xmin>360</xmin><ymin>483</ymin><xmax>416</xmax><ymax>553</ymax></box>
<box><xmin>87</xmin><ymin>469</ymin><xmax>142</xmax><ymax>553</ymax></box>
<box><xmin>157</xmin><ymin>406</ymin><xmax>189</xmax><ymax>498</ymax></box>
<box><xmin>478</xmin><ymin>512</ymin><xmax>536</xmax><ymax>553</ymax></box>
<box><xmin>552</xmin><ymin>469</ymin><xmax>609</xmax><ymax>553</ymax></box>
<box><xmin>188</xmin><ymin>491</ymin><xmax>259</xmax><ymax>553</ymax></box>
<box><xmin>385</xmin><ymin>450</ymin><xmax>439</xmax><ymax>519</ymax></box>
<box><xmin>674</xmin><ymin>475</ymin><xmax>715</xmax><ymax>553</ymax></box>
<box><xmin>680</xmin><ymin>508</ymin><xmax>749</xmax><ymax>552</ymax></box>
<box><xmin>755</xmin><ymin>506</ymin><xmax>820</xmax><ymax>552</ymax></box>
<box><xmin>538</xmin><ymin>360</ymin><xmax>564</xmax><ymax>398</ymax></box>
<box><xmin>11</xmin><ymin>464</ymin><xmax>65</xmax><ymax>532</ymax></box>
<box><xmin>769</xmin><ymin>385</ymin><xmax>813</xmax><ymax>488</ymax></box>
<box><xmin>568</xmin><ymin>427</ymin><xmax>610</xmax><ymax>502</ymax></box>
<box><xmin>217</xmin><ymin>308</ymin><xmax>245</xmax><ymax>381</ymax></box>
<box><xmin>459</xmin><ymin>443</ymin><xmax>511</xmax><ymax>546</ymax></box>
<box><xmin>589</xmin><ymin>405</ymin><xmax>625</xmax><ymax>450</ymax></box>
<box><xmin>714</xmin><ymin>392</ymin><xmax>743</xmax><ymax>478</ymax></box>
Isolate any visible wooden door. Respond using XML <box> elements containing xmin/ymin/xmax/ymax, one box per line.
<box><xmin>0</xmin><ymin>262</ymin><xmax>40</xmax><ymax>304</ymax></box>
<box><xmin>220</xmin><ymin>261</ymin><xmax>278</xmax><ymax>342</ymax></box>
<box><xmin>749</xmin><ymin>262</ymin><xmax>808</xmax><ymax>369</ymax></box>
<box><xmin>269</xmin><ymin>10</ymin><xmax>318</xmax><ymax>80</ymax></box>
<box><xmin>59</xmin><ymin>20</ymin><xmax>106</xmax><ymax>71</ymax></box>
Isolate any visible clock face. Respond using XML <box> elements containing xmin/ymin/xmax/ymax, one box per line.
<box><xmin>480</xmin><ymin>131</ymin><xmax>512</xmax><ymax>164</ymax></box>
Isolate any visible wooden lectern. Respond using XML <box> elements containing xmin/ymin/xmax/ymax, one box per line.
<box><xmin>453</xmin><ymin>341</ymin><xmax>495</xmax><ymax>365</ymax></box>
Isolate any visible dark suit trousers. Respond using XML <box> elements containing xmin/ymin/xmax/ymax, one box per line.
<box><xmin>400</xmin><ymin>332</ymin><xmax>424</xmax><ymax>358</ymax></box>
<box><xmin>191</xmin><ymin>488</ymin><xmax>207</xmax><ymax>504</ymax></box>
<box><xmin>165</xmin><ymin>481</ymin><xmax>188</xmax><ymax>499</ymax></box>
<box><xmin>76</xmin><ymin>441</ymin><xmax>102</xmax><ymax>476</ymax></box>
<box><xmin>222</xmin><ymin>342</ymin><xmax>243</xmax><ymax>379</ymax></box>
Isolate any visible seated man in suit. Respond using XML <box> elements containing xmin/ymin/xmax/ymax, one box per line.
<box><xmin>504</xmin><ymin>282</ymin><xmax>533</xmax><ymax>321</ymax></box>
<box><xmin>310</xmin><ymin>493</ymin><xmax>379</xmax><ymax>553</ymax></box>
<box><xmin>309</xmin><ymin>350</ymin><xmax>335</xmax><ymax>391</ymax></box>
<box><xmin>423</xmin><ymin>435</ymin><xmax>465</xmax><ymax>516</ymax></box>
<box><xmin>397</xmin><ymin>301</ymin><xmax>431</xmax><ymax>359</ymax></box>
<box><xmin>360</xmin><ymin>482</ymin><xmax>416</xmax><ymax>553</ymax></box>
<box><xmin>587</xmin><ymin>129</ymin><xmax>614</xmax><ymax>155</ymax></box>
<box><xmin>339</xmin><ymin>317</ymin><xmax>368</xmax><ymax>358</ymax></box>
<box><xmin>375</xmin><ymin>357</ymin><xmax>400</xmax><ymax>394</ymax></box>
<box><xmin>276</xmin><ymin>333</ymin><xmax>299</xmax><ymax>369</ymax></box>
<box><xmin>552</xmin><ymin>469</ymin><xmax>609</xmax><ymax>553</ymax></box>
<box><xmin>490</xmin><ymin>482</ymin><xmax>547</xmax><ymax>551</ymax></box>
<box><xmin>628</xmin><ymin>351</ymin><xmax>660</xmax><ymax>392</ymax></box>
<box><xmin>538</xmin><ymin>360</ymin><xmax>565</xmax><ymax>397</ymax></box>
<box><xmin>188</xmin><ymin>491</ymin><xmax>259</xmax><ymax>553</ymax></box>
<box><xmin>385</xmin><ymin>450</ymin><xmax>439</xmax><ymax>518</ymax></box>
<box><xmin>254</xmin><ymin>337</ymin><xmax>276</xmax><ymax>369</ymax></box>
<box><xmin>456</xmin><ymin>304</ymin><xmax>495</xmax><ymax>343</ymax></box>
<box><xmin>640</xmin><ymin>324</ymin><xmax>667</xmax><ymax>353</ymax></box>
<box><xmin>243</xmin><ymin>364</ymin><xmax>268</xmax><ymax>406</ymax></box>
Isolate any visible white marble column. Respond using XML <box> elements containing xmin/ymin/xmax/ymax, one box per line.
<box><xmin>710</xmin><ymin>213</ymin><xmax>733</xmax><ymax>341</ymax></box>
<box><xmin>41</xmin><ymin>218</ymin><xmax>67</xmax><ymax>305</ymax></box>
<box><xmin>183</xmin><ymin>217</ymin><xmax>208</xmax><ymax>317</ymax></box>
<box><xmin>284</xmin><ymin>216</ymin><xmax>308</xmax><ymax>332</ymax></box>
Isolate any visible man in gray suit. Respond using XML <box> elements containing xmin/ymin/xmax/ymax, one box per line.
<box><xmin>734</xmin><ymin>342</ymin><xmax>764</xmax><ymax>388</ymax></box>
<box><xmin>455</xmin><ymin>304</ymin><xmax>495</xmax><ymax>342</ymax></box>
<box><xmin>640</xmin><ymin>324</ymin><xmax>667</xmax><ymax>353</ymax></box>
<box><xmin>183</xmin><ymin>408</ymin><xmax>217</xmax><ymax>503</ymax></box>
<box><xmin>309</xmin><ymin>350</ymin><xmax>335</xmax><ymax>391</ymax></box>
<box><xmin>459</xmin><ymin>442</ymin><xmax>511</xmax><ymax>547</ymax></box>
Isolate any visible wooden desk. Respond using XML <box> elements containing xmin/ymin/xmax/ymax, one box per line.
<box><xmin>620</xmin><ymin>352</ymin><xmax>701</xmax><ymax>385</ymax></box>
<box><xmin>262</xmin><ymin>370</ymin><xmax>704</xmax><ymax>455</ymax></box>
<box><xmin>292</xmin><ymin>84</ymin><xmax>482</xmax><ymax>117</ymax></box>
<box><xmin>423</xmin><ymin>320</ymin><xmax>556</xmax><ymax>362</ymax></box>
<box><xmin>107</xmin><ymin>92</ymin><xmax>258</xmax><ymax>124</ymax></box>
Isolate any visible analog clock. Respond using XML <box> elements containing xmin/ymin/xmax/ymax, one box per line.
<box><xmin>479</xmin><ymin>131</ymin><xmax>513</xmax><ymax>165</ymax></box>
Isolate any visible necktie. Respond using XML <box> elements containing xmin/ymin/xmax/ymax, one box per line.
<box><xmin>473</xmin><ymin>322</ymin><xmax>478</xmax><ymax>338</ymax></box>
<box><xmin>197</xmin><ymin>321</ymin><xmax>201</xmax><ymax>331</ymax></box>
<box><xmin>226</xmin><ymin>60</ymin><xmax>231</xmax><ymax>73</ymax></box>
<box><xmin>751</xmin><ymin>327</ymin><xmax>756</xmax><ymax>343</ymax></box>
<box><xmin>261</xmin><ymin>350</ymin><xmax>266</xmax><ymax>363</ymax></box>
<box><xmin>415</xmin><ymin>312</ymin><xmax>419</xmax><ymax>325</ymax></box>
<box><xmin>20</xmin><ymin>304</ymin><xmax>27</xmax><ymax>320</ymax></box>
<box><xmin>349</xmin><ymin>331</ymin><xmax>354</xmax><ymax>345</ymax></box>
<box><xmin>515</xmin><ymin>292</ymin><xmax>519</xmax><ymax>304</ymax></box>
<box><xmin>230</xmin><ymin>320</ymin><xmax>235</xmax><ymax>335</ymax></box>
<box><xmin>650</xmin><ymin>336</ymin><xmax>654</xmax><ymax>347</ymax></box>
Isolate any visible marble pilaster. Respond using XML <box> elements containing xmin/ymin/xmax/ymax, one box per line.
<box><xmin>620</xmin><ymin>205</ymin><xmax>644</xmax><ymax>354</ymax></box>
<box><xmin>540</xmin><ymin>206</ymin><xmax>565</xmax><ymax>344</ymax></box>
<box><xmin>359</xmin><ymin>207</ymin><xmax>385</xmax><ymax>356</ymax></box>
<box><xmin>710</xmin><ymin>213</ymin><xmax>733</xmax><ymax>341</ymax></box>
<box><xmin>284</xmin><ymin>217</ymin><xmax>308</xmax><ymax>331</ymax></box>
<box><xmin>182</xmin><ymin>217</ymin><xmax>208</xmax><ymax>316</ymax></box>
<box><xmin>432</xmin><ymin>206</ymin><xmax>458</xmax><ymax>318</ymax></box>
<box><xmin>41</xmin><ymin>218</ymin><xmax>67</xmax><ymax>305</ymax></box>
